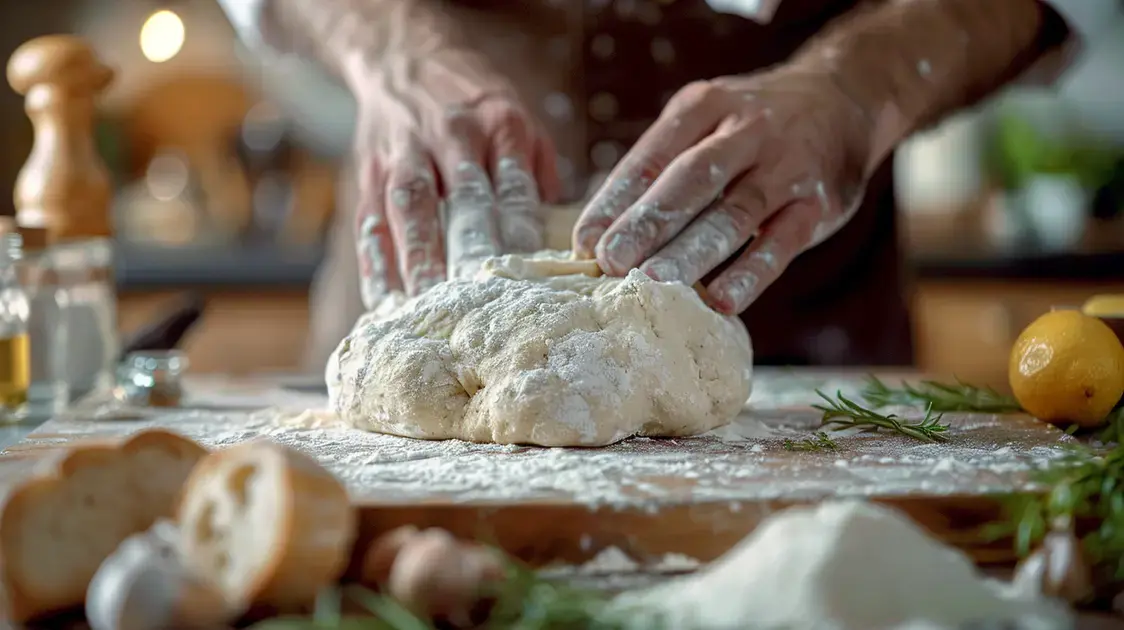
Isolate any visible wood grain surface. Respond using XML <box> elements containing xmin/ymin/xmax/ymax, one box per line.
<box><xmin>0</xmin><ymin>369</ymin><xmax>1071</xmax><ymax>570</ymax></box>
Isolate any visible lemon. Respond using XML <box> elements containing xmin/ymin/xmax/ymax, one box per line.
<box><xmin>1009</xmin><ymin>310</ymin><xmax>1124</xmax><ymax>427</ymax></box>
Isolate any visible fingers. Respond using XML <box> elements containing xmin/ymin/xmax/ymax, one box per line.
<box><xmin>639</xmin><ymin>174</ymin><xmax>769</xmax><ymax>285</ymax></box>
<box><xmin>706</xmin><ymin>197</ymin><xmax>825</xmax><ymax>315</ymax></box>
<box><xmin>493</xmin><ymin>156</ymin><xmax>543</xmax><ymax>252</ymax></box>
<box><xmin>384</xmin><ymin>145</ymin><xmax>445</xmax><ymax>296</ymax></box>
<box><xmin>532</xmin><ymin>133</ymin><xmax>562</xmax><ymax>204</ymax></box>
<box><xmin>572</xmin><ymin>81</ymin><xmax>729</xmax><ymax>258</ymax></box>
<box><xmin>444</xmin><ymin>162</ymin><xmax>502</xmax><ymax>280</ymax></box>
<box><xmin>433</xmin><ymin>112</ymin><xmax>502</xmax><ymax>281</ymax></box>
<box><xmin>353</xmin><ymin>157</ymin><xmax>402</xmax><ymax>310</ymax></box>
<box><xmin>487</xmin><ymin>106</ymin><xmax>544</xmax><ymax>253</ymax></box>
<box><xmin>595</xmin><ymin>124</ymin><xmax>761</xmax><ymax>275</ymax></box>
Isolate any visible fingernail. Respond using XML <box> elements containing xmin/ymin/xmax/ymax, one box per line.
<box><xmin>390</xmin><ymin>188</ymin><xmax>410</xmax><ymax>208</ymax></box>
<box><xmin>596</xmin><ymin>233</ymin><xmax>639</xmax><ymax>275</ymax></box>
<box><xmin>574</xmin><ymin>225</ymin><xmax>603</xmax><ymax>257</ymax></box>
<box><xmin>641</xmin><ymin>258</ymin><xmax>682</xmax><ymax>283</ymax></box>
<box><xmin>712</xmin><ymin>273</ymin><xmax>759</xmax><ymax>314</ymax></box>
<box><xmin>749</xmin><ymin>248</ymin><xmax>779</xmax><ymax>271</ymax></box>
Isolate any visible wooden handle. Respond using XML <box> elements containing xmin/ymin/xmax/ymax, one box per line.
<box><xmin>8</xmin><ymin>35</ymin><xmax>114</xmax><ymax>240</ymax></box>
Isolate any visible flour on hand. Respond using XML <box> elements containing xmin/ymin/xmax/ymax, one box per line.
<box><xmin>326</xmin><ymin>251</ymin><xmax>753</xmax><ymax>447</ymax></box>
<box><xmin>608</xmin><ymin>501</ymin><xmax>1073</xmax><ymax>630</ymax></box>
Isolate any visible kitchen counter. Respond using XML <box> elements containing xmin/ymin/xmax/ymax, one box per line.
<box><xmin>116</xmin><ymin>243</ymin><xmax>322</xmax><ymax>289</ymax></box>
<box><xmin>0</xmin><ymin>420</ymin><xmax>37</xmax><ymax>451</ymax></box>
<box><xmin>114</xmin><ymin>241</ymin><xmax>1124</xmax><ymax>291</ymax></box>
<box><xmin>0</xmin><ymin>370</ymin><xmax>1121</xmax><ymax>628</ymax></box>
<box><xmin>913</xmin><ymin>247</ymin><xmax>1124</xmax><ymax>281</ymax></box>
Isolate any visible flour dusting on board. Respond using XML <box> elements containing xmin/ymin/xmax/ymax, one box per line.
<box><xmin>25</xmin><ymin>372</ymin><xmax>1074</xmax><ymax>509</ymax></box>
<box><xmin>539</xmin><ymin>546</ymin><xmax>701</xmax><ymax>578</ymax></box>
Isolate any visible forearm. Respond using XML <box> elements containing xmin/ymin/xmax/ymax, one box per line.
<box><xmin>792</xmin><ymin>0</ymin><xmax>1066</xmax><ymax>169</ymax></box>
<box><xmin>258</xmin><ymin>0</ymin><xmax>458</xmax><ymax>88</ymax></box>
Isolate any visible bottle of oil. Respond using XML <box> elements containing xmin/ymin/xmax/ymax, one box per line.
<box><xmin>0</xmin><ymin>230</ymin><xmax>32</xmax><ymax>420</ymax></box>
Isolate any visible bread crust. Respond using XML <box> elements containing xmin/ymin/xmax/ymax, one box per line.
<box><xmin>0</xmin><ymin>429</ymin><xmax>207</xmax><ymax>622</ymax></box>
<box><xmin>177</xmin><ymin>440</ymin><xmax>355</xmax><ymax>612</ymax></box>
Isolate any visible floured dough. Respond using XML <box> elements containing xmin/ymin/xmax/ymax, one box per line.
<box><xmin>326</xmin><ymin>251</ymin><xmax>753</xmax><ymax>447</ymax></box>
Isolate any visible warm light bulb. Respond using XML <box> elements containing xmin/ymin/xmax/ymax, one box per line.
<box><xmin>139</xmin><ymin>10</ymin><xmax>185</xmax><ymax>63</ymax></box>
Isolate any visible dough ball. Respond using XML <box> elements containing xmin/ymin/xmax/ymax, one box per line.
<box><xmin>326</xmin><ymin>251</ymin><xmax>753</xmax><ymax>447</ymax></box>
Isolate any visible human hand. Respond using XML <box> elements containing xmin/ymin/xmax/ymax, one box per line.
<box><xmin>572</xmin><ymin>65</ymin><xmax>877</xmax><ymax>315</ymax></box>
<box><xmin>349</xmin><ymin>47</ymin><xmax>559</xmax><ymax>308</ymax></box>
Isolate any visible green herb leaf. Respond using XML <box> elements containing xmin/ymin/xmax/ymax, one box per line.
<box><xmin>1094</xmin><ymin>406</ymin><xmax>1124</xmax><ymax>445</ymax></box>
<box><xmin>345</xmin><ymin>586</ymin><xmax>433</xmax><ymax>630</ymax></box>
<box><xmin>487</xmin><ymin>560</ymin><xmax>619</xmax><ymax>629</ymax></box>
<box><xmin>782</xmin><ymin>432</ymin><xmax>839</xmax><ymax>452</ymax></box>
<box><xmin>813</xmin><ymin>390</ymin><xmax>950</xmax><ymax>443</ymax></box>
<box><xmin>998</xmin><ymin>442</ymin><xmax>1124</xmax><ymax>582</ymax></box>
<box><xmin>860</xmin><ymin>376</ymin><xmax>1022</xmax><ymax>413</ymax></box>
<box><xmin>314</xmin><ymin>587</ymin><xmax>344</xmax><ymax>627</ymax></box>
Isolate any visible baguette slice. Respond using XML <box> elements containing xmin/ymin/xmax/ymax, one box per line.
<box><xmin>0</xmin><ymin>429</ymin><xmax>208</xmax><ymax>622</ymax></box>
<box><xmin>177</xmin><ymin>440</ymin><xmax>355</xmax><ymax>613</ymax></box>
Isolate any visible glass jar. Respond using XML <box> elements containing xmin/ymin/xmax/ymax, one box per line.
<box><xmin>19</xmin><ymin>226</ymin><xmax>70</xmax><ymax>417</ymax></box>
<box><xmin>114</xmin><ymin>350</ymin><xmax>187</xmax><ymax>408</ymax></box>
<box><xmin>0</xmin><ymin>232</ymin><xmax>32</xmax><ymax>421</ymax></box>
<box><xmin>52</xmin><ymin>237</ymin><xmax>117</xmax><ymax>398</ymax></box>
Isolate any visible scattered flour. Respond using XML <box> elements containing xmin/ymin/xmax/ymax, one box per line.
<box><xmin>540</xmin><ymin>546</ymin><xmax>702</xmax><ymax>577</ymax></box>
<box><xmin>39</xmin><ymin>372</ymin><xmax>1072</xmax><ymax>510</ymax></box>
<box><xmin>575</xmin><ymin>547</ymin><xmax>639</xmax><ymax>574</ymax></box>
<box><xmin>607</xmin><ymin>501</ymin><xmax>1073</xmax><ymax>630</ymax></box>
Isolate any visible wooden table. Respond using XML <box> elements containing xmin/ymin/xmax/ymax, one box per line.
<box><xmin>1</xmin><ymin>368</ymin><xmax>1121</xmax><ymax>627</ymax></box>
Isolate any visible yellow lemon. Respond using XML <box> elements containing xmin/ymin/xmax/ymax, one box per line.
<box><xmin>1009</xmin><ymin>310</ymin><xmax>1124</xmax><ymax>427</ymax></box>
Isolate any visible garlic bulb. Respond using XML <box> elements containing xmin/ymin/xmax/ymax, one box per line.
<box><xmin>86</xmin><ymin>520</ymin><xmax>239</xmax><ymax>630</ymax></box>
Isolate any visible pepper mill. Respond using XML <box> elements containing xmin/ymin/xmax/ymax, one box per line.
<box><xmin>8</xmin><ymin>34</ymin><xmax>114</xmax><ymax>239</ymax></box>
<box><xmin>8</xmin><ymin>35</ymin><xmax>118</xmax><ymax>398</ymax></box>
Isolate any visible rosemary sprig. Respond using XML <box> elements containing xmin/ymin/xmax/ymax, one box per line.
<box><xmin>246</xmin><ymin>557</ymin><xmax>619</xmax><ymax>630</ymax></box>
<box><xmin>486</xmin><ymin>560</ymin><xmax>621</xmax><ymax>629</ymax></box>
<box><xmin>782</xmin><ymin>432</ymin><xmax>839</xmax><ymax>452</ymax></box>
<box><xmin>998</xmin><ymin>441</ymin><xmax>1124</xmax><ymax>582</ymax></box>
<box><xmin>860</xmin><ymin>376</ymin><xmax>1023</xmax><ymax>413</ymax></box>
<box><xmin>1094</xmin><ymin>405</ymin><xmax>1124</xmax><ymax>445</ymax></box>
<box><xmin>813</xmin><ymin>390</ymin><xmax>951</xmax><ymax>443</ymax></box>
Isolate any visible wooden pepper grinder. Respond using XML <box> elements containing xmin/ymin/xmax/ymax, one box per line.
<box><xmin>7</xmin><ymin>34</ymin><xmax>114</xmax><ymax>240</ymax></box>
<box><xmin>7</xmin><ymin>35</ymin><xmax>119</xmax><ymax>397</ymax></box>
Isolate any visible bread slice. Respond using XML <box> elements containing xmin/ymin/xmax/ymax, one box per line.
<box><xmin>0</xmin><ymin>429</ymin><xmax>207</xmax><ymax>622</ymax></box>
<box><xmin>177</xmin><ymin>440</ymin><xmax>355</xmax><ymax>613</ymax></box>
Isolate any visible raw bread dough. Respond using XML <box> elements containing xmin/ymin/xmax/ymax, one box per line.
<box><xmin>326</xmin><ymin>251</ymin><xmax>753</xmax><ymax>447</ymax></box>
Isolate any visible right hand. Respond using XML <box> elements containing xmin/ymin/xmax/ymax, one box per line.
<box><xmin>348</xmin><ymin>47</ymin><xmax>559</xmax><ymax>308</ymax></box>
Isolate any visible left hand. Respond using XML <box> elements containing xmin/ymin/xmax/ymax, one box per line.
<box><xmin>572</xmin><ymin>64</ymin><xmax>877</xmax><ymax>315</ymax></box>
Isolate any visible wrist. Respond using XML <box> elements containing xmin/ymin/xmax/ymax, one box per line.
<box><xmin>344</xmin><ymin>45</ymin><xmax>516</xmax><ymax>111</ymax></box>
<box><xmin>789</xmin><ymin>0</ymin><xmax>1048</xmax><ymax>170</ymax></box>
<box><xmin>787</xmin><ymin>55</ymin><xmax>909</xmax><ymax>177</ymax></box>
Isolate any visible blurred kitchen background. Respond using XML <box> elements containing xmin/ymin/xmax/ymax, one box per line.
<box><xmin>0</xmin><ymin>0</ymin><xmax>1121</xmax><ymax>390</ymax></box>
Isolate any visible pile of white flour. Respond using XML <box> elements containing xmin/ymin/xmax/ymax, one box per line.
<box><xmin>608</xmin><ymin>501</ymin><xmax>1072</xmax><ymax>629</ymax></box>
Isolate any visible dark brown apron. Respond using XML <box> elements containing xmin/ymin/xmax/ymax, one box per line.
<box><xmin>453</xmin><ymin>0</ymin><xmax>913</xmax><ymax>366</ymax></box>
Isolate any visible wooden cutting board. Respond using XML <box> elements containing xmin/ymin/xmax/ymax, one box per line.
<box><xmin>0</xmin><ymin>369</ymin><xmax>1070</xmax><ymax>571</ymax></box>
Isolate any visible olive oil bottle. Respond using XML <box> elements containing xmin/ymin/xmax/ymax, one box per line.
<box><xmin>0</xmin><ymin>227</ymin><xmax>32</xmax><ymax>420</ymax></box>
<box><xmin>0</xmin><ymin>333</ymin><xmax>30</xmax><ymax>408</ymax></box>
